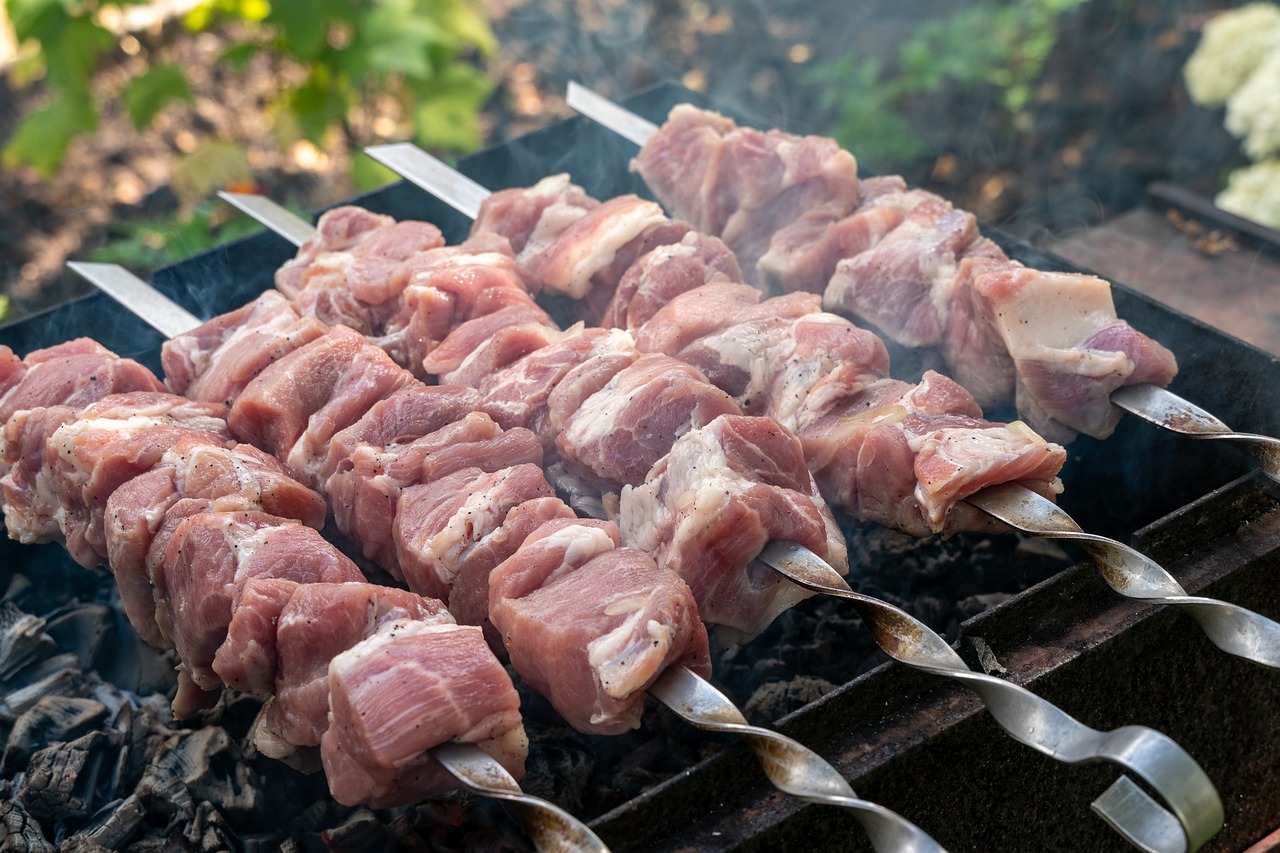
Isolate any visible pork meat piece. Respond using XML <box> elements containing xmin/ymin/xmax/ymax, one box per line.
<box><xmin>620</xmin><ymin>414</ymin><xmax>847</xmax><ymax>643</ymax></box>
<box><xmin>322</xmin><ymin>619</ymin><xmax>527</xmax><ymax>808</ymax></box>
<box><xmin>601</xmin><ymin>231</ymin><xmax>742</xmax><ymax>332</ymax></box>
<box><xmin>633</xmin><ymin>281</ymin><xmax>818</xmax><ymax>358</ymax></box>
<box><xmin>667</xmin><ymin>298</ymin><xmax>890</xmax><ymax>429</ymax></box>
<box><xmin>329</xmin><ymin>412</ymin><xmax>542</xmax><ymax>580</ymax></box>
<box><xmin>471</xmin><ymin>172</ymin><xmax>600</xmax><ymax>260</ymax></box>
<box><xmin>490</xmin><ymin>517</ymin><xmax>712</xmax><ymax>735</ymax></box>
<box><xmin>162</xmin><ymin>291</ymin><xmax>328</xmax><ymax>405</ymax></box>
<box><xmin>824</xmin><ymin>191</ymin><xmax>979</xmax><ymax>348</ymax></box>
<box><xmin>557</xmin><ymin>353</ymin><xmax>741</xmax><ymax>490</ymax></box>
<box><xmin>634</xmin><ymin>104</ymin><xmax>860</xmax><ymax>278</ymax></box>
<box><xmin>211</xmin><ymin>576</ymin><xmax>298</xmax><ymax>695</ymax></box>
<box><xmin>478</xmin><ymin>327</ymin><xmax>639</xmax><ymax>449</ymax></box>
<box><xmin>105</xmin><ymin>438</ymin><xmax>327</xmax><ymax>645</ymax></box>
<box><xmin>275</xmin><ymin>206</ymin><xmax>445</xmax><ymax>335</ymax></box>
<box><xmin>247</xmin><ymin>581</ymin><xmax>453</xmax><ymax>754</ymax></box>
<box><xmin>939</xmin><ymin>248</ymin><xmax>1019</xmax><ymax>408</ymax></box>
<box><xmin>18</xmin><ymin>393</ymin><xmax>232</xmax><ymax>566</ymax></box>
<box><xmin>796</xmin><ymin>371</ymin><xmax>1066</xmax><ymax>535</ymax></box>
<box><xmin>378</xmin><ymin>234</ymin><xmax>536</xmax><ymax>375</ymax></box>
<box><xmin>522</xmin><ymin>195</ymin><xmax>672</xmax><ymax>300</ymax></box>
<box><xmin>756</xmin><ymin>191</ymin><xmax>906</xmax><ymax>296</ymax></box>
<box><xmin>968</xmin><ymin>264</ymin><xmax>1179</xmax><ymax>443</ymax></box>
<box><xmin>420</xmin><ymin>300</ymin><xmax>558</xmax><ymax>381</ymax></box>
<box><xmin>153</xmin><ymin>510</ymin><xmax>364</xmax><ymax>711</ymax></box>
<box><xmin>320</xmin><ymin>385</ymin><xmax>482</xmax><ymax>487</ymax></box>
<box><xmin>229</xmin><ymin>326</ymin><xmax>416</xmax><ymax>487</ymax></box>
<box><xmin>0</xmin><ymin>340</ymin><xmax>164</xmax><ymax>475</ymax></box>
<box><xmin>394</xmin><ymin>464</ymin><xmax>558</xmax><ymax>641</ymax></box>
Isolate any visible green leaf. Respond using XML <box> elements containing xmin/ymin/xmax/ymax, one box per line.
<box><xmin>436</xmin><ymin>0</ymin><xmax>497</xmax><ymax>57</ymax></box>
<box><xmin>361</xmin><ymin>0</ymin><xmax>453</xmax><ymax>80</ymax></box>
<box><xmin>288</xmin><ymin>69</ymin><xmax>352</xmax><ymax>144</ymax></box>
<box><xmin>2</xmin><ymin>90</ymin><xmax>98</xmax><ymax>177</ymax></box>
<box><xmin>219</xmin><ymin>41</ymin><xmax>262</xmax><ymax>70</ymax></box>
<box><xmin>266</xmin><ymin>0</ymin><xmax>332</xmax><ymax>60</ymax></box>
<box><xmin>123</xmin><ymin>64</ymin><xmax>193</xmax><ymax>128</ymax></box>
<box><xmin>41</xmin><ymin>15</ymin><xmax>116</xmax><ymax>93</ymax></box>
<box><xmin>409</xmin><ymin>63</ymin><xmax>492</xmax><ymax>153</ymax></box>
<box><xmin>350</xmin><ymin>155</ymin><xmax>400</xmax><ymax>192</ymax></box>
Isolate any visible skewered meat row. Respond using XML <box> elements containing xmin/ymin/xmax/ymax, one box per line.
<box><xmin>629</xmin><ymin>104</ymin><xmax>1180</xmax><ymax>445</ymax></box>
<box><xmin>173</xmin><ymin>217</ymin><xmax>849</xmax><ymax>644</ymax></box>
<box><xmin>466</xmin><ymin>182</ymin><xmax>1068</xmax><ymax>537</ymax></box>
<box><xmin>263</xmin><ymin>200</ymin><xmax>1065</xmax><ymax>543</ymax></box>
<box><xmin>0</xmin><ymin>341</ymin><xmax>531</xmax><ymax>809</ymax></box>
<box><xmin>164</xmin><ymin>300</ymin><xmax>719</xmax><ymax>728</ymax></box>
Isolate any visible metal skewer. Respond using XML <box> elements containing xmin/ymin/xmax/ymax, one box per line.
<box><xmin>563</xmin><ymin>81</ymin><xmax>1280</xmax><ymax>487</ymax></box>
<box><xmin>357</xmin><ymin>142</ymin><xmax>1280</xmax><ymax>674</ymax></box>
<box><xmin>220</xmin><ymin>188</ymin><xmax>1223</xmax><ymax>853</ymax></box>
<box><xmin>65</xmin><ymin>261</ymin><xmax>611</xmax><ymax>853</ymax></box>
<box><xmin>70</xmin><ymin>258</ymin><xmax>948</xmax><ymax>853</ymax></box>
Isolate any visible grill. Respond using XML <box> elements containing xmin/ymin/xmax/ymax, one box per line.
<box><xmin>2</xmin><ymin>83</ymin><xmax>1278</xmax><ymax>851</ymax></box>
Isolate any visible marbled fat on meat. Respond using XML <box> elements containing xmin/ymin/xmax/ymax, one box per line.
<box><xmin>322</xmin><ymin>619</ymin><xmax>527</xmax><ymax>808</ymax></box>
<box><xmin>619</xmin><ymin>414</ymin><xmax>848</xmax><ymax>643</ymax></box>
<box><xmin>153</xmin><ymin>510</ymin><xmax>364</xmax><ymax>713</ymax></box>
<box><xmin>556</xmin><ymin>353</ymin><xmax>741</xmax><ymax>489</ymax></box>
<box><xmin>162</xmin><ymin>291</ymin><xmax>328</xmax><ymax>405</ymax></box>
<box><xmin>105</xmin><ymin>437</ymin><xmax>327</xmax><ymax>645</ymax></box>
<box><xmin>489</xmin><ymin>517</ymin><xmax>711</xmax><ymax>734</ymax></box>
<box><xmin>471</xmin><ymin>172</ymin><xmax>599</xmax><ymax>260</ymax></box>
<box><xmin>228</xmin><ymin>326</ymin><xmax>416</xmax><ymax>487</ymax></box>
<box><xmin>971</xmin><ymin>264</ymin><xmax>1178</xmax><ymax>443</ymax></box>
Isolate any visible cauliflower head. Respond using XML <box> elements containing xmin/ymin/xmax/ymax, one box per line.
<box><xmin>1215</xmin><ymin>158</ymin><xmax>1280</xmax><ymax>228</ymax></box>
<box><xmin>1184</xmin><ymin>2</ymin><xmax>1280</xmax><ymax>106</ymax></box>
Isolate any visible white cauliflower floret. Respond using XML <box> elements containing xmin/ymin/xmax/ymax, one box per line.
<box><xmin>1226</xmin><ymin>50</ymin><xmax>1280</xmax><ymax>159</ymax></box>
<box><xmin>1184</xmin><ymin>2</ymin><xmax>1280</xmax><ymax>106</ymax></box>
<box><xmin>1215</xmin><ymin>158</ymin><xmax>1280</xmax><ymax>229</ymax></box>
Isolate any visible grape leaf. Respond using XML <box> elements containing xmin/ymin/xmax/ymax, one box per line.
<box><xmin>2</xmin><ymin>90</ymin><xmax>99</xmax><ymax>177</ymax></box>
<box><xmin>410</xmin><ymin>63</ymin><xmax>492</xmax><ymax>152</ymax></box>
<box><xmin>123</xmin><ymin>64</ymin><xmax>194</xmax><ymax>128</ymax></box>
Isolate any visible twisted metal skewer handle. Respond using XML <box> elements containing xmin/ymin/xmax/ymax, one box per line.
<box><xmin>651</xmin><ymin>665</ymin><xmax>948</xmax><ymax>853</ymax></box>
<box><xmin>760</xmin><ymin>541</ymin><xmax>1224</xmax><ymax>853</ymax></box>
<box><xmin>433</xmin><ymin>743</ymin><xmax>611</xmax><ymax>853</ymax></box>
<box><xmin>1112</xmin><ymin>385</ymin><xmax>1280</xmax><ymax>482</ymax></box>
<box><xmin>967</xmin><ymin>483</ymin><xmax>1280</xmax><ymax>669</ymax></box>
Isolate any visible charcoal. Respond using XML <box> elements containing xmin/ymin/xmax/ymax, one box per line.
<box><xmin>18</xmin><ymin>730</ymin><xmax>121</xmax><ymax>824</ymax></box>
<box><xmin>1</xmin><ymin>654</ymin><xmax>84</xmax><ymax>718</ymax></box>
<box><xmin>3</xmin><ymin>696</ymin><xmax>108</xmax><ymax>776</ymax></box>
<box><xmin>0</xmin><ymin>602</ymin><xmax>54</xmax><ymax>681</ymax></box>
<box><xmin>43</xmin><ymin>605</ymin><xmax>110</xmax><ymax>671</ymax></box>
<box><xmin>184</xmin><ymin>801</ymin><xmax>238</xmax><ymax>853</ymax></box>
<box><xmin>60</xmin><ymin>794</ymin><xmax>144</xmax><ymax>851</ymax></box>
<box><xmin>0</xmin><ymin>798</ymin><xmax>54</xmax><ymax>853</ymax></box>
<box><xmin>135</xmin><ymin>728</ymin><xmax>234</xmax><ymax>824</ymax></box>
<box><xmin>742</xmin><ymin>674</ymin><xmax>838</xmax><ymax>724</ymax></box>
<box><xmin>320</xmin><ymin>807</ymin><xmax>387</xmax><ymax>850</ymax></box>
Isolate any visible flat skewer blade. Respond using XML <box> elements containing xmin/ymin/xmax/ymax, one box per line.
<box><xmin>566</xmin><ymin>82</ymin><xmax>657</xmax><ymax>147</ymax></box>
<box><xmin>217</xmin><ymin>192</ymin><xmax>316</xmax><ymax>247</ymax></box>
<box><xmin>67</xmin><ymin>262</ymin><xmax>200</xmax><ymax>339</ymax></box>
<box><xmin>364</xmin><ymin>143</ymin><xmax>490</xmax><ymax>219</ymax></box>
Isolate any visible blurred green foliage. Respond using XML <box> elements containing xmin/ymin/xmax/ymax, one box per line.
<box><xmin>88</xmin><ymin>198</ymin><xmax>269</xmax><ymax>269</ymax></box>
<box><xmin>2</xmin><ymin>0</ymin><xmax>496</xmax><ymax>179</ymax></box>
<box><xmin>816</xmin><ymin>0</ymin><xmax>1088</xmax><ymax>168</ymax></box>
